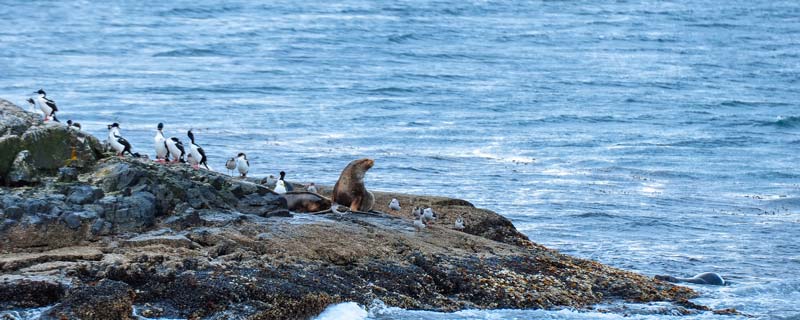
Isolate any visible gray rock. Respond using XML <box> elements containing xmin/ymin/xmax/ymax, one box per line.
<box><xmin>0</xmin><ymin>135</ymin><xmax>23</xmax><ymax>183</ymax></box>
<box><xmin>7</xmin><ymin>150</ymin><xmax>37</xmax><ymax>186</ymax></box>
<box><xmin>67</xmin><ymin>185</ymin><xmax>104</xmax><ymax>205</ymax></box>
<box><xmin>99</xmin><ymin>192</ymin><xmax>156</xmax><ymax>232</ymax></box>
<box><xmin>62</xmin><ymin>211</ymin><xmax>97</xmax><ymax>230</ymax></box>
<box><xmin>91</xmin><ymin>219</ymin><xmax>112</xmax><ymax>236</ymax></box>
<box><xmin>82</xmin><ymin>204</ymin><xmax>105</xmax><ymax>216</ymax></box>
<box><xmin>4</xmin><ymin>206</ymin><xmax>23</xmax><ymax>220</ymax></box>
<box><xmin>99</xmin><ymin>163</ymin><xmax>143</xmax><ymax>192</ymax></box>
<box><xmin>23</xmin><ymin>199</ymin><xmax>50</xmax><ymax>214</ymax></box>
<box><xmin>0</xmin><ymin>99</ymin><xmax>38</xmax><ymax>135</ymax></box>
<box><xmin>1</xmin><ymin>195</ymin><xmax>22</xmax><ymax>209</ymax></box>
<box><xmin>62</xmin><ymin>213</ymin><xmax>82</xmax><ymax>230</ymax></box>
<box><xmin>47</xmin><ymin>194</ymin><xmax>66</xmax><ymax>202</ymax></box>
<box><xmin>50</xmin><ymin>206</ymin><xmax>63</xmax><ymax>217</ymax></box>
<box><xmin>57</xmin><ymin>167</ymin><xmax>79</xmax><ymax>182</ymax></box>
<box><xmin>1</xmin><ymin>218</ymin><xmax>16</xmax><ymax>231</ymax></box>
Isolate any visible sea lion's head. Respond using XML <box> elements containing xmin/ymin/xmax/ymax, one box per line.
<box><xmin>350</xmin><ymin>158</ymin><xmax>374</xmax><ymax>179</ymax></box>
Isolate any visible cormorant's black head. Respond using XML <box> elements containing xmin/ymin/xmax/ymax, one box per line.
<box><xmin>67</xmin><ymin>120</ymin><xmax>73</xmax><ymax>125</ymax></box>
<box><xmin>157</xmin><ymin>122</ymin><xmax>164</xmax><ymax>130</ymax></box>
<box><xmin>187</xmin><ymin>129</ymin><xmax>195</xmax><ymax>142</ymax></box>
<box><xmin>238</xmin><ymin>152</ymin><xmax>246</xmax><ymax>158</ymax></box>
<box><xmin>111</xmin><ymin>123</ymin><xmax>120</xmax><ymax>128</ymax></box>
<box><xmin>280</xmin><ymin>171</ymin><xmax>286</xmax><ymax>179</ymax></box>
<box><xmin>37</xmin><ymin>89</ymin><xmax>45</xmax><ymax>95</ymax></box>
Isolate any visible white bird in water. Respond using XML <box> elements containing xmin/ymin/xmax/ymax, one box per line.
<box><xmin>413</xmin><ymin>214</ymin><xmax>426</xmax><ymax>231</ymax></box>
<box><xmin>153</xmin><ymin>123</ymin><xmax>169</xmax><ymax>163</ymax></box>
<box><xmin>454</xmin><ymin>216</ymin><xmax>465</xmax><ymax>230</ymax></box>
<box><xmin>187</xmin><ymin>129</ymin><xmax>209</xmax><ymax>170</ymax></box>
<box><xmin>306</xmin><ymin>183</ymin><xmax>318</xmax><ymax>194</ymax></box>
<box><xmin>423</xmin><ymin>208</ymin><xmax>436</xmax><ymax>223</ymax></box>
<box><xmin>389</xmin><ymin>198</ymin><xmax>401</xmax><ymax>211</ymax></box>
<box><xmin>32</xmin><ymin>89</ymin><xmax>59</xmax><ymax>122</ymax></box>
<box><xmin>274</xmin><ymin>179</ymin><xmax>287</xmax><ymax>194</ymax></box>
<box><xmin>225</xmin><ymin>157</ymin><xmax>236</xmax><ymax>176</ymax></box>
<box><xmin>236</xmin><ymin>153</ymin><xmax>249</xmax><ymax>178</ymax></box>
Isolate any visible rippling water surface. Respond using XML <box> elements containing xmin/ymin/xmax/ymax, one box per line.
<box><xmin>1</xmin><ymin>1</ymin><xmax>799</xmax><ymax>319</ymax></box>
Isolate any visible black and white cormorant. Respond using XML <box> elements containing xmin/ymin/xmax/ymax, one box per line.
<box><xmin>154</xmin><ymin>123</ymin><xmax>169</xmax><ymax>162</ymax></box>
<box><xmin>187</xmin><ymin>129</ymin><xmax>209</xmax><ymax>170</ymax></box>
<box><xmin>236</xmin><ymin>153</ymin><xmax>249</xmax><ymax>178</ymax></box>
<box><xmin>33</xmin><ymin>89</ymin><xmax>59</xmax><ymax>122</ymax></box>
<box><xmin>279</xmin><ymin>171</ymin><xmax>294</xmax><ymax>192</ymax></box>
<box><xmin>107</xmin><ymin>123</ymin><xmax>139</xmax><ymax>157</ymax></box>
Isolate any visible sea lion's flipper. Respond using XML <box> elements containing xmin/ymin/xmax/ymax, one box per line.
<box><xmin>350</xmin><ymin>196</ymin><xmax>362</xmax><ymax>212</ymax></box>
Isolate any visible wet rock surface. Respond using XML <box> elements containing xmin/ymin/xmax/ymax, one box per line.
<box><xmin>0</xmin><ymin>99</ymin><xmax>723</xmax><ymax>318</ymax></box>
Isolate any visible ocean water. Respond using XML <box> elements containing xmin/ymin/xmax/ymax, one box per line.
<box><xmin>1</xmin><ymin>0</ymin><xmax>799</xmax><ymax>319</ymax></box>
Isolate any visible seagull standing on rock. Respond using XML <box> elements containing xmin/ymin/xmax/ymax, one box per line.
<box><xmin>423</xmin><ymin>208</ymin><xmax>437</xmax><ymax>223</ymax></box>
<box><xmin>414</xmin><ymin>214</ymin><xmax>426</xmax><ymax>231</ymax></box>
<box><xmin>236</xmin><ymin>153</ymin><xmax>249</xmax><ymax>178</ymax></box>
<box><xmin>389</xmin><ymin>198</ymin><xmax>401</xmax><ymax>211</ymax></box>
<box><xmin>225</xmin><ymin>157</ymin><xmax>236</xmax><ymax>175</ymax></box>
<box><xmin>454</xmin><ymin>216</ymin><xmax>465</xmax><ymax>230</ymax></box>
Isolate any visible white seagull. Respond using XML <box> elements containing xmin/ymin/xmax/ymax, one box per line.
<box><xmin>454</xmin><ymin>216</ymin><xmax>465</xmax><ymax>230</ymax></box>
<box><xmin>389</xmin><ymin>198</ymin><xmax>401</xmax><ymax>211</ymax></box>
<box><xmin>225</xmin><ymin>157</ymin><xmax>236</xmax><ymax>176</ymax></box>
<box><xmin>423</xmin><ymin>208</ymin><xmax>436</xmax><ymax>223</ymax></box>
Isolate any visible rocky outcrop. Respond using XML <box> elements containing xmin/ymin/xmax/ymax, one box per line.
<box><xmin>0</xmin><ymin>98</ymin><xmax>725</xmax><ymax>318</ymax></box>
<box><xmin>46</xmin><ymin>279</ymin><xmax>135</xmax><ymax>320</ymax></box>
<box><xmin>0</xmin><ymin>99</ymin><xmax>104</xmax><ymax>185</ymax></box>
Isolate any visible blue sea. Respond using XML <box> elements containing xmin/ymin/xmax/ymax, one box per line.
<box><xmin>1</xmin><ymin>1</ymin><xmax>799</xmax><ymax>319</ymax></box>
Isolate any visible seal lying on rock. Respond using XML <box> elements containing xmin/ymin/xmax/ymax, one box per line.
<box><xmin>283</xmin><ymin>192</ymin><xmax>331</xmax><ymax>213</ymax></box>
<box><xmin>332</xmin><ymin>158</ymin><xmax>375</xmax><ymax>212</ymax></box>
<box><xmin>655</xmin><ymin>272</ymin><xmax>725</xmax><ymax>285</ymax></box>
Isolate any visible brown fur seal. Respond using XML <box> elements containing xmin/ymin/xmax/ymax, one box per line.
<box><xmin>282</xmin><ymin>192</ymin><xmax>331</xmax><ymax>213</ymax></box>
<box><xmin>332</xmin><ymin>158</ymin><xmax>375</xmax><ymax>212</ymax></box>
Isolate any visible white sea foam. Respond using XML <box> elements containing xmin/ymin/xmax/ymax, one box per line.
<box><xmin>313</xmin><ymin>302</ymin><xmax>368</xmax><ymax>320</ymax></box>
